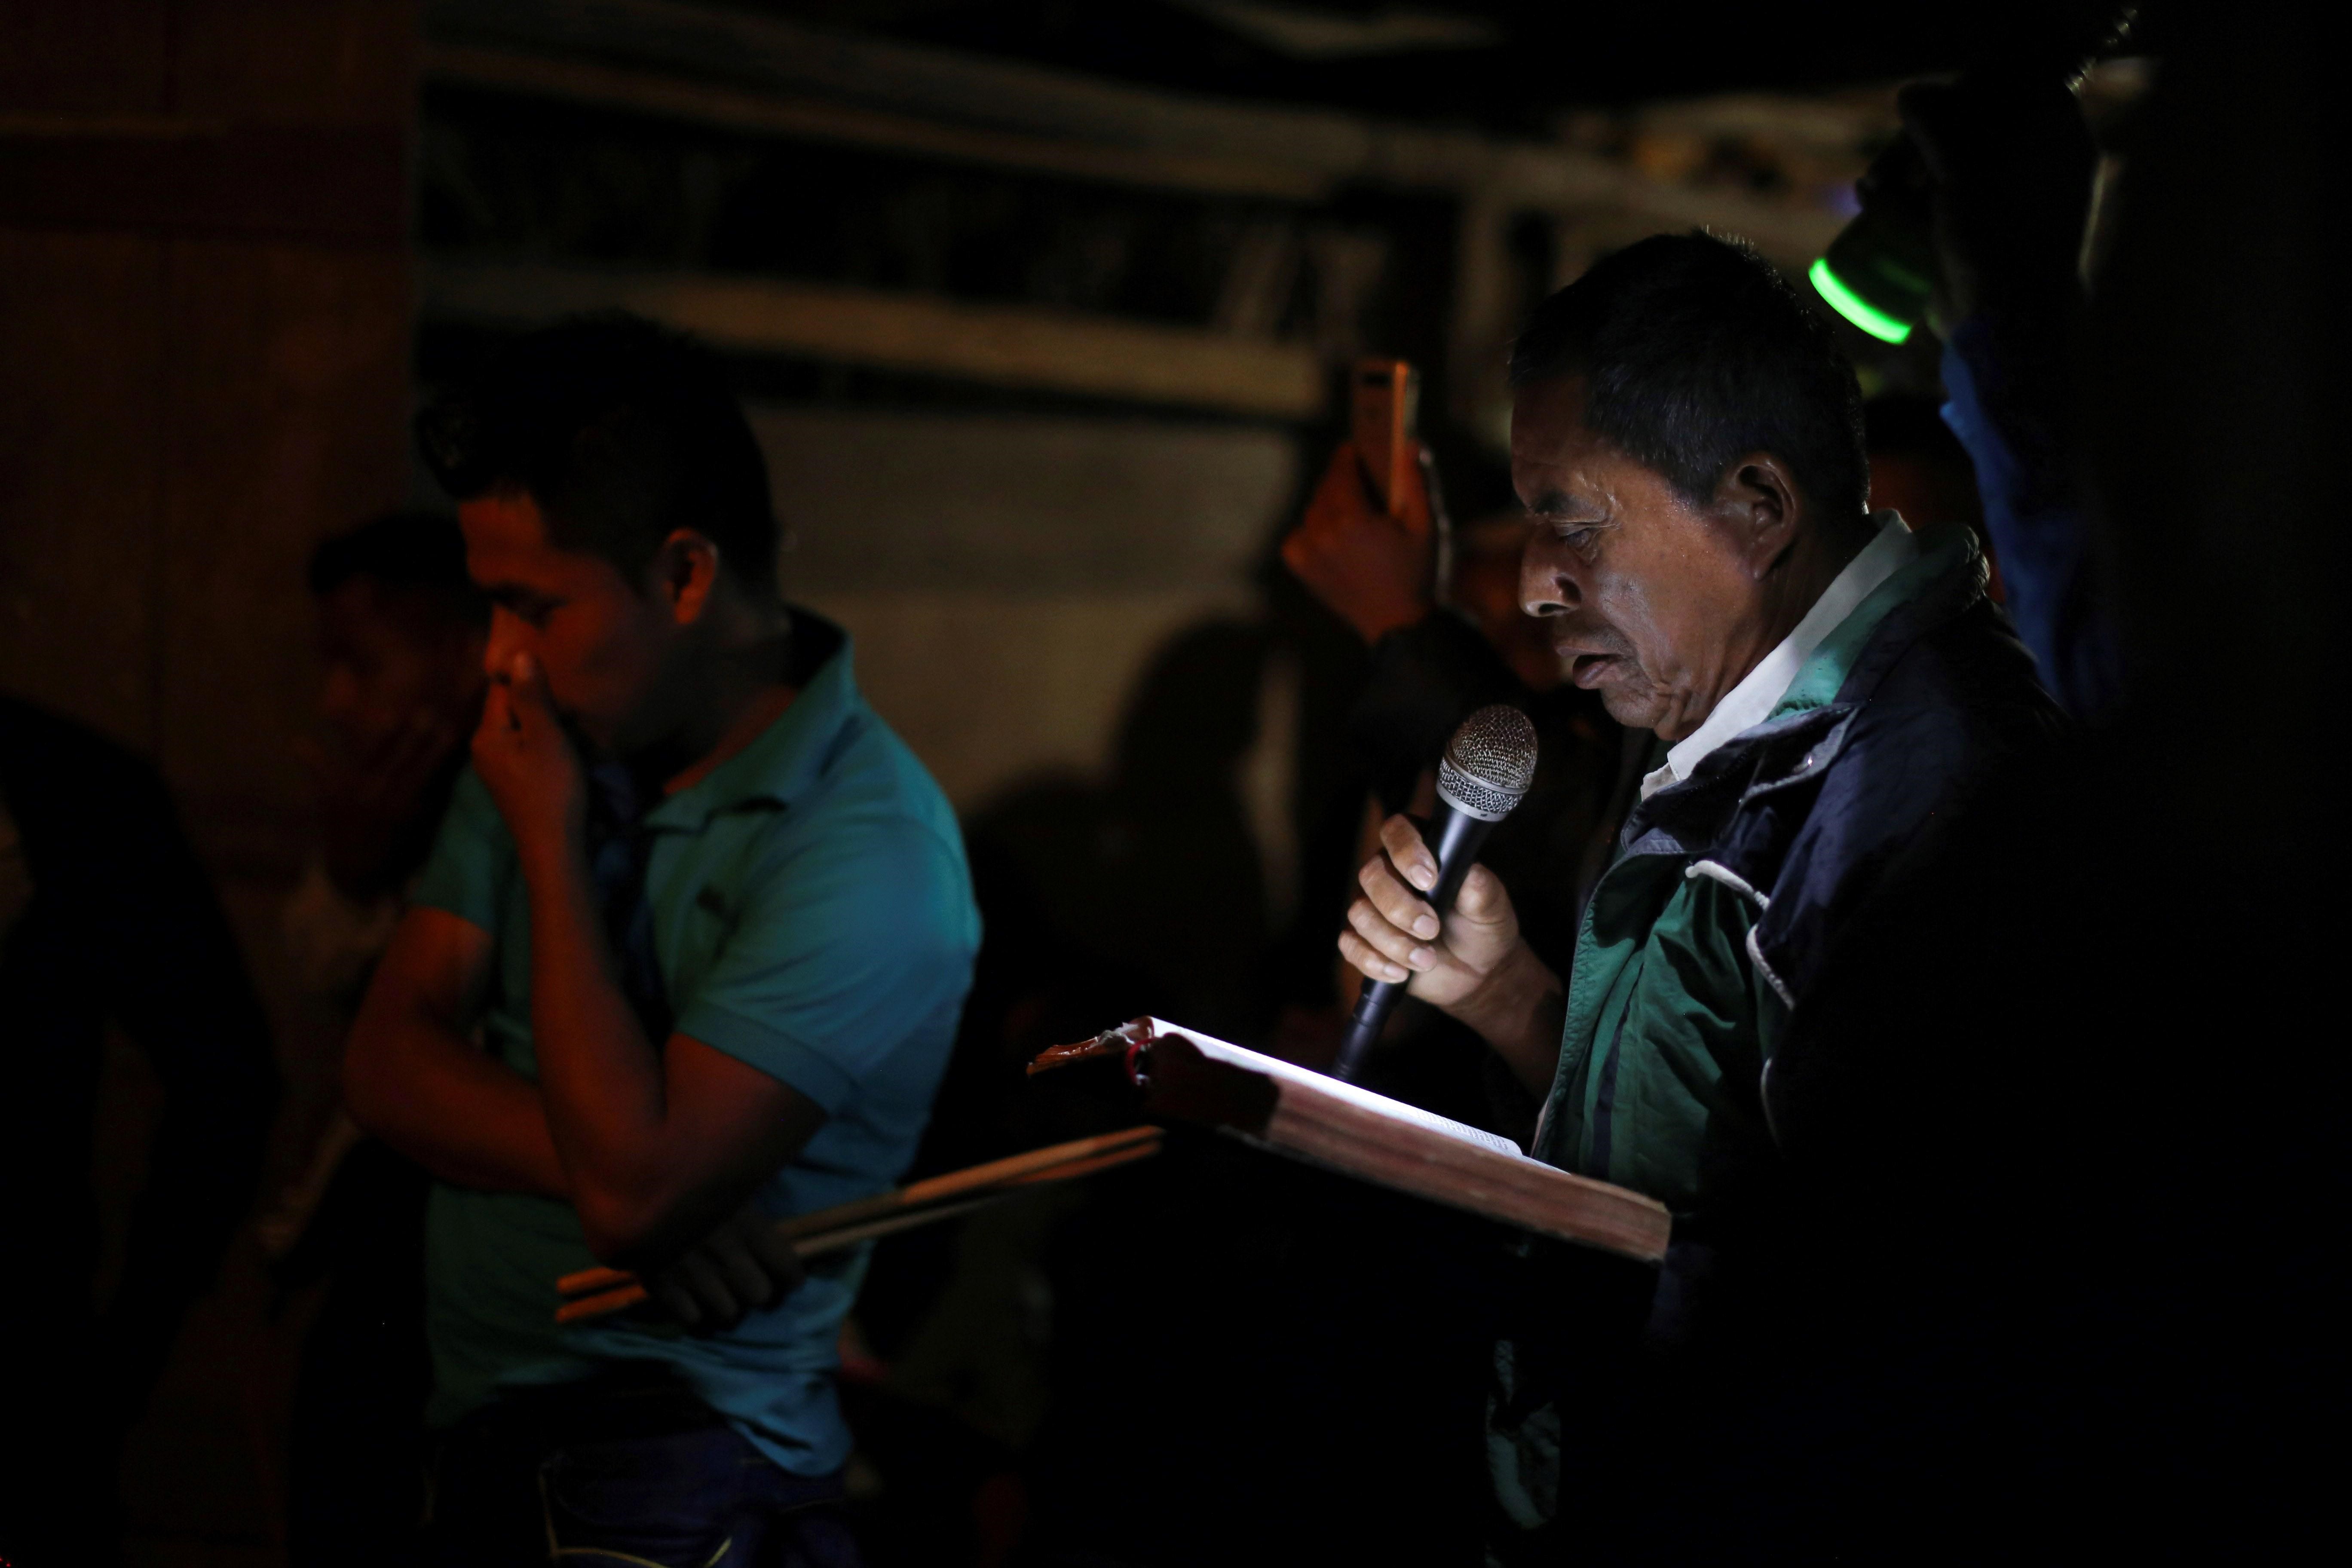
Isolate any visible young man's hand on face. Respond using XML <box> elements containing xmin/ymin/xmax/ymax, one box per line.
<box><xmin>473</xmin><ymin>650</ymin><xmax>588</xmax><ymax>871</ymax></box>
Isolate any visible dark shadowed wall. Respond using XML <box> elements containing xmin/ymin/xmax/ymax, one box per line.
<box><xmin>1</xmin><ymin>0</ymin><xmax>416</xmax><ymax>882</ymax></box>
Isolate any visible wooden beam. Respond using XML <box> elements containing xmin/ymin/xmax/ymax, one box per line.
<box><xmin>420</xmin><ymin>257</ymin><xmax>1326</xmax><ymax>419</ymax></box>
<box><xmin>423</xmin><ymin>43</ymin><xmax>1332</xmax><ymax>203</ymax></box>
<box><xmin>1486</xmin><ymin>141</ymin><xmax>1844</xmax><ymax>260</ymax></box>
<box><xmin>429</xmin><ymin>0</ymin><xmax>1377</xmax><ymax>172</ymax></box>
<box><xmin>426</xmin><ymin>0</ymin><xmax>1844</xmax><ymax>263</ymax></box>
<box><xmin>1632</xmin><ymin>93</ymin><xmax>1890</xmax><ymax>155</ymax></box>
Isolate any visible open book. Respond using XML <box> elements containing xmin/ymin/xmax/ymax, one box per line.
<box><xmin>1032</xmin><ymin>1018</ymin><xmax>1671</xmax><ymax>1265</ymax></box>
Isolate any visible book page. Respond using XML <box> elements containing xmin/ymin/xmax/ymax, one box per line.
<box><xmin>1145</xmin><ymin>1019</ymin><xmax>1525</xmax><ymax>1161</ymax></box>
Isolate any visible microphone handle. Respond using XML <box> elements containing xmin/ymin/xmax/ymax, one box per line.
<box><xmin>1331</xmin><ymin>804</ymin><xmax>1497</xmax><ymax>1081</ymax></box>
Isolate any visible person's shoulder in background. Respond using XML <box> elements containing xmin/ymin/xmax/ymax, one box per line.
<box><xmin>0</xmin><ymin>694</ymin><xmax>178</xmax><ymax>827</ymax></box>
<box><xmin>0</xmin><ymin>695</ymin><xmax>201</xmax><ymax>922</ymax></box>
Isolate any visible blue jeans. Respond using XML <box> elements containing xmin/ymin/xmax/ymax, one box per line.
<box><xmin>424</xmin><ymin>1373</ymin><xmax>860</xmax><ymax>1568</ymax></box>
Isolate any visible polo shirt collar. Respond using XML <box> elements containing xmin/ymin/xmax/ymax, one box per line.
<box><xmin>1640</xmin><ymin>511</ymin><xmax>1920</xmax><ymax>801</ymax></box>
<box><xmin>643</xmin><ymin>609</ymin><xmax>860</xmax><ymax>832</ymax></box>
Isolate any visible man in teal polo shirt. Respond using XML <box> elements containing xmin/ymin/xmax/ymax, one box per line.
<box><xmin>346</xmin><ymin>315</ymin><xmax>978</xmax><ymax>1565</ymax></box>
<box><xmin>1339</xmin><ymin>235</ymin><xmax>2061</xmax><ymax>1553</ymax></box>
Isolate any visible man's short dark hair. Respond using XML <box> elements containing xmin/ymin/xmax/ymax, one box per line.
<box><xmin>416</xmin><ymin>312</ymin><xmax>779</xmax><ymax>594</ymax></box>
<box><xmin>308</xmin><ymin>509</ymin><xmax>488</xmax><ymax>625</ymax></box>
<box><xmin>1509</xmin><ymin>233</ymin><xmax>1868</xmax><ymax>526</ymax></box>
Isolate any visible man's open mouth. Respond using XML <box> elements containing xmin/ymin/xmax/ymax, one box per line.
<box><xmin>1569</xmin><ymin>652</ymin><xmax>1617</xmax><ymax>688</ymax></box>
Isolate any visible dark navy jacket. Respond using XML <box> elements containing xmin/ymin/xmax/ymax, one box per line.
<box><xmin>1625</xmin><ymin>530</ymin><xmax>2068</xmax><ymax>1348</ymax></box>
<box><xmin>1531</xmin><ymin>526</ymin><xmax>2065</xmax><ymax>1205</ymax></box>
<box><xmin>1490</xmin><ymin>527</ymin><xmax>2068</xmax><ymax>1538</ymax></box>
<box><xmin>1654</xmin><ymin>530</ymin><xmax>2068</xmax><ymax>1067</ymax></box>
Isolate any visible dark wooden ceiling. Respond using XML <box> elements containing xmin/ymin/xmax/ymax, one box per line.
<box><xmin>734</xmin><ymin>0</ymin><xmax>2150</xmax><ymax>126</ymax></box>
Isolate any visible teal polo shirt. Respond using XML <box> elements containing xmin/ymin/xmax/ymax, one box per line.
<box><xmin>410</xmin><ymin>613</ymin><xmax>980</xmax><ymax>1476</ymax></box>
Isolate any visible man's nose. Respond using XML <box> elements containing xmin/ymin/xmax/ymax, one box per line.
<box><xmin>483</xmin><ymin>606</ymin><xmax>522</xmax><ymax>679</ymax></box>
<box><xmin>1520</xmin><ymin>540</ymin><xmax>1582</xmax><ymax>618</ymax></box>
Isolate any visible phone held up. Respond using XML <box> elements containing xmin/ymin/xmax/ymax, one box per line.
<box><xmin>1349</xmin><ymin>356</ymin><xmax>1452</xmax><ymax>601</ymax></box>
<box><xmin>1351</xmin><ymin>357</ymin><xmax>1421</xmax><ymax>518</ymax></box>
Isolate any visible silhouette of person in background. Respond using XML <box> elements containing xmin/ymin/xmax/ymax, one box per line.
<box><xmin>0</xmin><ymin>697</ymin><xmax>279</xmax><ymax>1568</ymax></box>
<box><xmin>261</xmin><ymin>511</ymin><xmax>488</xmax><ymax>1568</ymax></box>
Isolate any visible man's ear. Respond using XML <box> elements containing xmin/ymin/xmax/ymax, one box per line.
<box><xmin>654</xmin><ymin>529</ymin><xmax>723</xmax><ymax>625</ymax></box>
<box><xmin>1717</xmin><ymin>453</ymin><xmax>1803</xmax><ymax>579</ymax></box>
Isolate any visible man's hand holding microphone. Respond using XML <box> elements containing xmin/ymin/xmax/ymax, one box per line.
<box><xmin>1339</xmin><ymin>759</ymin><xmax>1566</xmax><ymax>1098</ymax></box>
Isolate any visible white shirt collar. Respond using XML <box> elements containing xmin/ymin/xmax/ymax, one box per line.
<box><xmin>1639</xmin><ymin>511</ymin><xmax>1919</xmax><ymax>801</ymax></box>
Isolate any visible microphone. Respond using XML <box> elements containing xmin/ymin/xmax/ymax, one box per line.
<box><xmin>1332</xmin><ymin>704</ymin><xmax>1538</xmax><ymax>1082</ymax></box>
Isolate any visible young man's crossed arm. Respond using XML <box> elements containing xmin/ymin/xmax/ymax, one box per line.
<box><xmin>347</xmin><ymin>654</ymin><xmax>811</xmax><ymax>1329</ymax></box>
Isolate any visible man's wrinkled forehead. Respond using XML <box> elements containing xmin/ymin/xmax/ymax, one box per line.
<box><xmin>1510</xmin><ymin>374</ymin><xmax>1613</xmax><ymax>516</ymax></box>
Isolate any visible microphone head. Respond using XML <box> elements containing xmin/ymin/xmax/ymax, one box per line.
<box><xmin>1436</xmin><ymin>704</ymin><xmax>1538</xmax><ymax>822</ymax></box>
